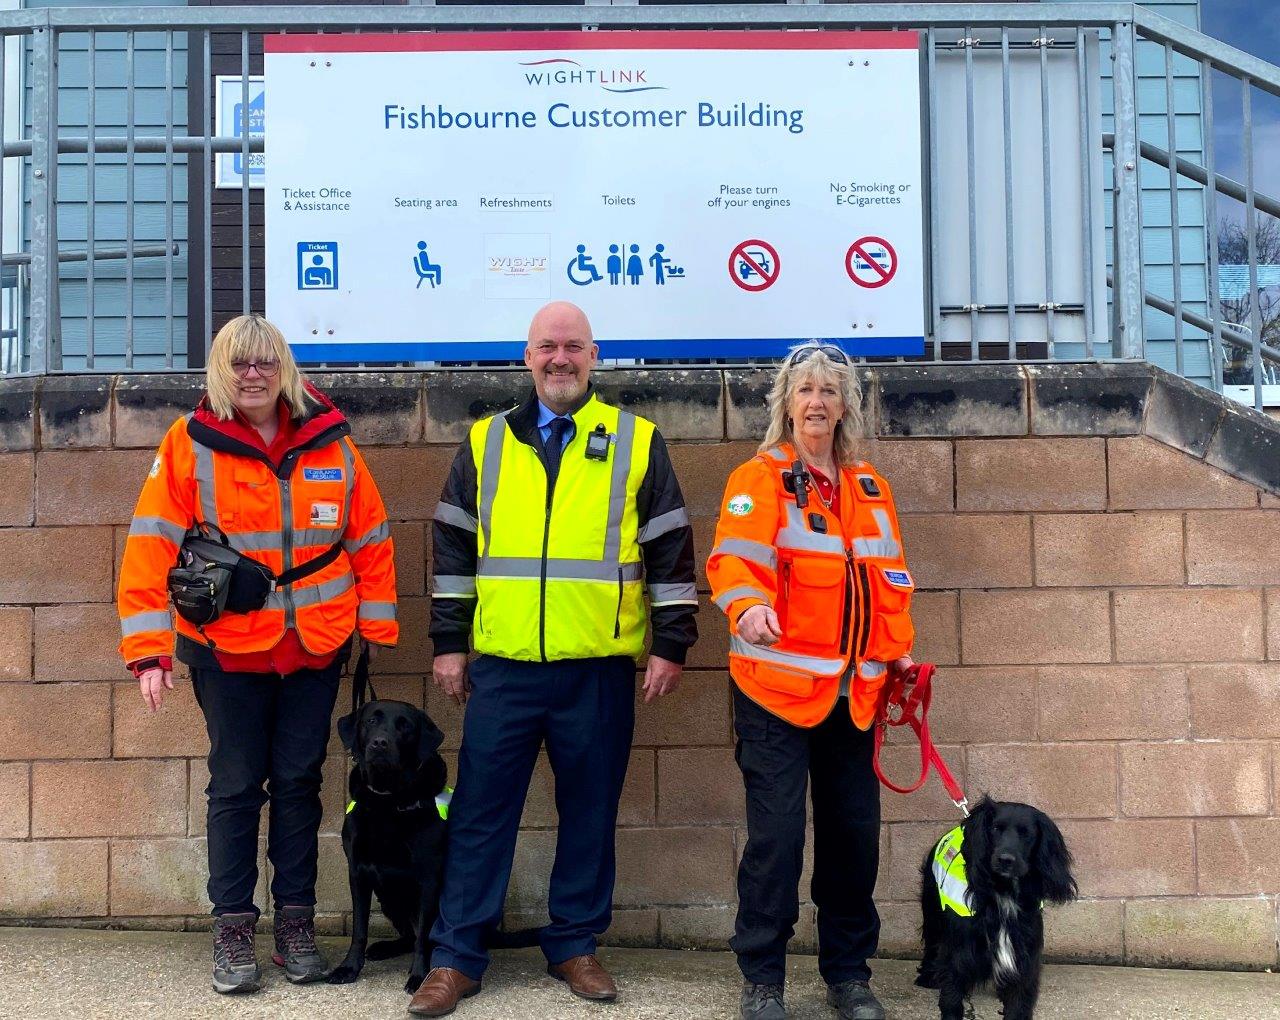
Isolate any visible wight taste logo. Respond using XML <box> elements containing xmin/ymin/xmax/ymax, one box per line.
<box><xmin>518</xmin><ymin>59</ymin><xmax>667</xmax><ymax>94</ymax></box>
<box><xmin>489</xmin><ymin>256</ymin><xmax>548</xmax><ymax>278</ymax></box>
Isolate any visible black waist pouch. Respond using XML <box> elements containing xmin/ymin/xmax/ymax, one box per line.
<box><xmin>167</xmin><ymin>522</ymin><xmax>341</xmax><ymax>628</ymax></box>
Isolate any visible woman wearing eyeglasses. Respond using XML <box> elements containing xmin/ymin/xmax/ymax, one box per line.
<box><xmin>117</xmin><ymin>314</ymin><xmax>399</xmax><ymax>994</ymax></box>
<box><xmin>707</xmin><ymin>342</ymin><xmax>916</xmax><ymax>1020</ymax></box>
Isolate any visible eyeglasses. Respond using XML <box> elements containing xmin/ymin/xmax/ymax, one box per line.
<box><xmin>231</xmin><ymin>359</ymin><xmax>280</xmax><ymax>379</ymax></box>
<box><xmin>788</xmin><ymin>344</ymin><xmax>850</xmax><ymax>367</ymax></box>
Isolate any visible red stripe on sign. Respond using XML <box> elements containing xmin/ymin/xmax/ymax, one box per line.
<box><xmin>264</xmin><ymin>29</ymin><xmax>920</xmax><ymax>54</ymax></box>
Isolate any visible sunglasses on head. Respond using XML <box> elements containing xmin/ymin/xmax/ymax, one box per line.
<box><xmin>788</xmin><ymin>344</ymin><xmax>850</xmax><ymax>366</ymax></box>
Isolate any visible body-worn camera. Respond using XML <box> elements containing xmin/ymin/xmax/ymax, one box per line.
<box><xmin>585</xmin><ymin>423</ymin><xmax>613</xmax><ymax>461</ymax></box>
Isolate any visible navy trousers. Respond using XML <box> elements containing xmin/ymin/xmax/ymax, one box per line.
<box><xmin>731</xmin><ymin>687</ymin><xmax>881</xmax><ymax>986</ymax></box>
<box><xmin>191</xmin><ymin>658</ymin><xmax>341</xmax><ymax>917</ymax></box>
<box><xmin>430</xmin><ymin>654</ymin><xmax>636</xmax><ymax>979</ymax></box>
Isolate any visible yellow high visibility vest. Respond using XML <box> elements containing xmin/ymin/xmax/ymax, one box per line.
<box><xmin>932</xmin><ymin>826</ymin><xmax>973</xmax><ymax>917</ymax></box>
<box><xmin>470</xmin><ymin>394</ymin><xmax>654</xmax><ymax>662</ymax></box>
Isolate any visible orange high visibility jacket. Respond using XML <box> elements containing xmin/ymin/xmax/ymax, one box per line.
<box><xmin>707</xmin><ymin>443</ymin><xmax>914</xmax><ymax>730</ymax></box>
<box><xmin>117</xmin><ymin>391</ymin><xmax>399</xmax><ymax>665</ymax></box>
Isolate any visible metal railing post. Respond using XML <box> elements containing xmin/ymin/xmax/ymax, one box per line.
<box><xmin>1110</xmin><ymin>20</ymin><xmax>1144</xmax><ymax>359</ymax></box>
<box><xmin>26</xmin><ymin>21</ymin><xmax>56</xmax><ymax>374</ymax></box>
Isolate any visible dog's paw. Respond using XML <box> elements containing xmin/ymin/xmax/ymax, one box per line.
<box><xmin>405</xmin><ymin>971</ymin><xmax>426</xmax><ymax>995</ymax></box>
<box><xmin>914</xmin><ymin>972</ymin><xmax>941</xmax><ymax>989</ymax></box>
<box><xmin>327</xmin><ymin>964</ymin><xmax>362</xmax><ymax>985</ymax></box>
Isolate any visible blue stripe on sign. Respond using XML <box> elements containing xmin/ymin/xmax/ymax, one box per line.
<box><xmin>303</xmin><ymin>468</ymin><xmax>343</xmax><ymax>481</ymax></box>
<box><xmin>289</xmin><ymin>337</ymin><xmax>927</xmax><ymax>364</ymax></box>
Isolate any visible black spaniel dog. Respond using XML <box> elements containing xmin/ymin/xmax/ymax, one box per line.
<box><xmin>916</xmin><ymin>798</ymin><xmax>1077</xmax><ymax>1020</ymax></box>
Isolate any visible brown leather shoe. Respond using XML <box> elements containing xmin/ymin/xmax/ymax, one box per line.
<box><xmin>406</xmin><ymin>967</ymin><xmax>481</xmax><ymax>1017</ymax></box>
<box><xmin>547</xmin><ymin>954</ymin><xmax>618</xmax><ymax>1002</ymax></box>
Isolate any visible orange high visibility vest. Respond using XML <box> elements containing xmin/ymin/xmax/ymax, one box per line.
<box><xmin>707</xmin><ymin>443</ymin><xmax>914</xmax><ymax>730</ymax></box>
<box><xmin>118</xmin><ymin>410</ymin><xmax>398</xmax><ymax>664</ymax></box>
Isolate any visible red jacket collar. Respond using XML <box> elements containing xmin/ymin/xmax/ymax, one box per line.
<box><xmin>191</xmin><ymin>383</ymin><xmax>348</xmax><ymax>465</ymax></box>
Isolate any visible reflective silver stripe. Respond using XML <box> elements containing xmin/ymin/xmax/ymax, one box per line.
<box><xmin>763</xmin><ymin>447</ymin><xmax>788</xmax><ymax>461</ymax></box>
<box><xmin>648</xmin><ymin>581</ymin><xmax>698</xmax><ymax>606</ymax></box>
<box><xmin>339</xmin><ymin>438</ymin><xmax>356</xmax><ymax>533</ymax></box>
<box><xmin>713</xmin><ymin>585</ymin><xmax>770</xmax><ymax>612</ymax></box>
<box><xmin>860</xmin><ymin>660</ymin><xmax>887</xmax><ymax>680</ymax></box>
<box><xmin>433</xmin><ymin>501</ymin><xmax>478</xmax><ymax>533</ymax></box>
<box><xmin>343</xmin><ymin>520</ymin><xmax>391</xmax><ymax>556</ymax></box>
<box><xmin>295</xmin><ymin>528</ymin><xmax>342</xmax><ymax>550</ymax></box>
<box><xmin>777</xmin><ymin>502</ymin><xmax>845</xmax><ymax>554</ymax></box>
<box><xmin>853</xmin><ymin>508</ymin><xmax>901</xmax><ymax>560</ymax></box>
<box><xmin>191</xmin><ymin>430</ymin><xmax>219</xmax><ymax>526</ymax></box>
<box><xmin>228</xmin><ymin>530</ymin><xmax>281</xmax><ymax>553</ymax></box>
<box><xmin>120</xmin><ymin>609</ymin><xmax>172</xmax><ymax>636</ymax></box>
<box><xmin>711</xmin><ymin>538</ymin><xmax>777</xmax><ymax>571</ymax></box>
<box><xmin>477</xmin><ymin>412</ymin><xmax>509</xmax><ymax>553</ymax></box>
<box><xmin>637</xmin><ymin>506</ymin><xmax>690</xmax><ymax>544</ymax></box>
<box><xmin>932</xmin><ymin>859</ymin><xmax>972</xmax><ymax>915</ymax></box>
<box><xmin>433</xmin><ymin>574</ymin><xmax>478</xmax><ymax>597</ymax></box>
<box><xmin>128</xmin><ymin>515</ymin><xmax>186</xmax><ymax>545</ymax></box>
<box><xmin>854</xmin><ymin>537</ymin><xmax>901</xmax><ymax>558</ymax></box>
<box><xmin>267</xmin><ymin>570</ymin><xmax>354</xmax><ymax>611</ymax></box>
<box><xmin>603</xmin><ymin>411</ymin><xmax>636</xmax><ymax>565</ymax></box>
<box><xmin>357</xmin><ymin>600</ymin><xmax>397</xmax><ymax>622</ymax></box>
<box><xmin>729</xmin><ymin>636</ymin><xmax>845</xmax><ymax>675</ymax></box>
<box><xmin>478</xmin><ymin>557</ymin><xmax>644</xmax><ymax>582</ymax></box>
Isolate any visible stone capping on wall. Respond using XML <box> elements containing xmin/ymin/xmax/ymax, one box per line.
<box><xmin>2</xmin><ymin>361</ymin><xmax>1277</xmax><ymax>496</ymax></box>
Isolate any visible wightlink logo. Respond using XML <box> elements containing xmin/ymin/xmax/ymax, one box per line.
<box><xmin>519</xmin><ymin>58</ymin><xmax>666</xmax><ymax>94</ymax></box>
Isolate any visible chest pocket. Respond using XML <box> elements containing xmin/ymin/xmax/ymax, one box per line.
<box><xmin>779</xmin><ymin>553</ymin><xmax>847</xmax><ymax>654</ymax></box>
<box><xmin>868</xmin><ymin>565</ymin><xmax>915</xmax><ymax>647</ymax></box>
<box><xmin>297</xmin><ymin>464</ymin><xmax>348</xmax><ymax>532</ymax></box>
<box><xmin>229</xmin><ymin>463</ymin><xmax>278</xmax><ymax>530</ymax></box>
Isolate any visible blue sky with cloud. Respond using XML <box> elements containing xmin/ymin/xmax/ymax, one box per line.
<box><xmin>1199</xmin><ymin>0</ymin><xmax>1280</xmax><ymax>221</ymax></box>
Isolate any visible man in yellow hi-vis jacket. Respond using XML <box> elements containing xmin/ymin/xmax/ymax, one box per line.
<box><xmin>408</xmin><ymin>302</ymin><xmax>699</xmax><ymax>1017</ymax></box>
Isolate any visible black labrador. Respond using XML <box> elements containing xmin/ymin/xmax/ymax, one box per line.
<box><xmin>327</xmin><ymin>697</ymin><xmax>449</xmax><ymax>994</ymax></box>
<box><xmin>917</xmin><ymin>797</ymin><xmax>1077</xmax><ymax>1020</ymax></box>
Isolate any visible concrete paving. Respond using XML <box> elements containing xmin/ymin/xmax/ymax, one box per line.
<box><xmin>0</xmin><ymin>926</ymin><xmax>1277</xmax><ymax>1019</ymax></box>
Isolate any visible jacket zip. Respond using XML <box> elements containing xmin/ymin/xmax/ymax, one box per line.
<box><xmin>538</xmin><ymin>462</ymin><xmax>556</xmax><ymax>663</ymax></box>
<box><xmin>856</xmin><ymin>562</ymin><xmax>873</xmax><ymax>658</ymax></box>
<box><xmin>613</xmin><ymin>566</ymin><xmax>623</xmax><ymax>639</ymax></box>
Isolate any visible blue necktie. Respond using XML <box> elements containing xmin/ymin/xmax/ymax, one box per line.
<box><xmin>545</xmin><ymin>417</ymin><xmax>571</xmax><ymax>484</ymax></box>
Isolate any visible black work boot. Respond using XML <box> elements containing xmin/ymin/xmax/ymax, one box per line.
<box><xmin>272</xmin><ymin>905</ymin><xmax>329</xmax><ymax>983</ymax></box>
<box><xmin>741</xmin><ymin>980</ymin><xmax>786</xmax><ymax>1020</ymax></box>
<box><xmin>827</xmin><ymin>979</ymin><xmax>886</xmax><ymax>1020</ymax></box>
<box><xmin>212</xmin><ymin>912</ymin><xmax>261</xmax><ymax>994</ymax></box>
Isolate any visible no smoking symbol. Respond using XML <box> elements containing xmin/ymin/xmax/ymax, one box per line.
<box><xmin>845</xmin><ymin>237</ymin><xmax>897</xmax><ymax>289</ymax></box>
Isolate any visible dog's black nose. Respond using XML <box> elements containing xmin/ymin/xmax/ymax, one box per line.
<box><xmin>994</xmin><ymin>852</ymin><xmax>1017</xmax><ymax>871</ymax></box>
<box><xmin>367</xmin><ymin>735</ymin><xmax>391</xmax><ymax>753</ymax></box>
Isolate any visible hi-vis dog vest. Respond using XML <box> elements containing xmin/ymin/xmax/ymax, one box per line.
<box><xmin>932</xmin><ymin>826</ymin><xmax>973</xmax><ymax>917</ymax></box>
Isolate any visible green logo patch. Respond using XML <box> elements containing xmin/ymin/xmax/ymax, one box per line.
<box><xmin>727</xmin><ymin>494</ymin><xmax>754</xmax><ymax>517</ymax></box>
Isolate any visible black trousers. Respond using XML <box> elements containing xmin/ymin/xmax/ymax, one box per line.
<box><xmin>430</xmin><ymin>654</ymin><xmax>635</xmax><ymax>979</ymax></box>
<box><xmin>731</xmin><ymin>687</ymin><xmax>881</xmax><ymax>986</ymax></box>
<box><xmin>191</xmin><ymin>657</ymin><xmax>341</xmax><ymax>917</ymax></box>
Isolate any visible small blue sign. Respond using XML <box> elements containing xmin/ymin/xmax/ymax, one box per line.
<box><xmin>303</xmin><ymin>467</ymin><xmax>343</xmax><ymax>481</ymax></box>
<box><xmin>884</xmin><ymin>569</ymin><xmax>913</xmax><ymax>588</ymax></box>
<box><xmin>297</xmin><ymin>242</ymin><xmax>338</xmax><ymax>290</ymax></box>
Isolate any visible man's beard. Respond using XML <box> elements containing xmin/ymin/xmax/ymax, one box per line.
<box><xmin>542</xmin><ymin>372</ymin><xmax>584</xmax><ymax>403</ymax></box>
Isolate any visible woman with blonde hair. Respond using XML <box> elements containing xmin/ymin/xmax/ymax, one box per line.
<box><xmin>117</xmin><ymin>314</ymin><xmax>399</xmax><ymax>993</ymax></box>
<box><xmin>707</xmin><ymin>342</ymin><xmax>917</xmax><ymax>1020</ymax></box>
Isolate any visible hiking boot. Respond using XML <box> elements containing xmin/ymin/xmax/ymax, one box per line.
<box><xmin>827</xmin><ymin>979</ymin><xmax>886</xmax><ymax>1020</ymax></box>
<box><xmin>741</xmin><ymin>981</ymin><xmax>786</xmax><ymax>1019</ymax></box>
<box><xmin>272</xmin><ymin>905</ymin><xmax>329</xmax><ymax>983</ymax></box>
<box><xmin>212</xmin><ymin>912</ymin><xmax>261</xmax><ymax>994</ymax></box>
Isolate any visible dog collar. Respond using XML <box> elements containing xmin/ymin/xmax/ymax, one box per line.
<box><xmin>346</xmin><ymin>786</ymin><xmax>453</xmax><ymax>820</ymax></box>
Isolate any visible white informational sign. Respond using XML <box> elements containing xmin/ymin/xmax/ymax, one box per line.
<box><xmin>263</xmin><ymin>31</ymin><xmax>924</xmax><ymax>362</ymax></box>
<box><xmin>215</xmin><ymin>75</ymin><xmax>265</xmax><ymax>189</ymax></box>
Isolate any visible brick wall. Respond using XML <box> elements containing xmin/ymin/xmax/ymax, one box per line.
<box><xmin>1</xmin><ymin>363</ymin><xmax>1279</xmax><ymax>969</ymax></box>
